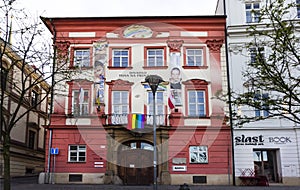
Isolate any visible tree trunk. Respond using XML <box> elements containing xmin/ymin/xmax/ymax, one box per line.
<box><xmin>3</xmin><ymin>133</ymin><xmax>11</xmax><ymax>190</ymax></box>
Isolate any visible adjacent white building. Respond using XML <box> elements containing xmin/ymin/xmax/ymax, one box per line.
<box><xmin>216</xmin><ymin>0</ymin><xmax>300</xmax><ymax>185</ymax></box>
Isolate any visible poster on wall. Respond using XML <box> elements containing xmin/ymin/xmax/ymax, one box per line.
<box><xmin>93</xmin><ymin>41</ymin><xmax>107</xmax><ymax>110</ymax></box>
<box><xmin>169</xmin><ymin>52</ymin><xmax>182</xmax><ymax>106</ymax></box>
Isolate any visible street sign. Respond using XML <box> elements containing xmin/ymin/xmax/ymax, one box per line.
<box><xmin>50</xmin><ymin>148</ymin><xmax>59</xmax><ymax>155</ymax></box>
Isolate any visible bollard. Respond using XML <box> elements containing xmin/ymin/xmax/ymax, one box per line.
<box><xmin>179</xmin><ymin>183</ymin><xmax>190</xmax><ymax>190</ymax></box>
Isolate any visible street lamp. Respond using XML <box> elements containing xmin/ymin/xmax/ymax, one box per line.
<box><xmin>144</xmin><ymin>75</ymin><xmax>168</xmax><ymax>190</ymax></box>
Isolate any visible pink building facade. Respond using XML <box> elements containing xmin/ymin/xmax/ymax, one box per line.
<box><xmin>40</xmin><ymin>16</ymin><xmax>231</xmax><ymax>185</ymax></box>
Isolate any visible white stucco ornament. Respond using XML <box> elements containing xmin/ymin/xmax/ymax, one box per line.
<box><xmin>123</xmin><ymin>25</ymin><xmax>153</xmax><ymax>38</ymax></box>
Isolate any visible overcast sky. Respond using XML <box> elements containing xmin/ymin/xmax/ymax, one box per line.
<box><xmin>18</xmin><ymin>0</ymin><xmax>218</xmax><ymax>17</ymax></box>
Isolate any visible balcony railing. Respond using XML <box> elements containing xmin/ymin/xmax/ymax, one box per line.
<box><xmin>104</xmin><ymin>114</ymin><xmax>168</xmax><ymax>126</ymax></box>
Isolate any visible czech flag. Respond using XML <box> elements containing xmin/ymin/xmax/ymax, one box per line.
<box><xmin>168</xmin><ymin>93</ymin><xmax>175</xmax><ymax>109</ymax></box>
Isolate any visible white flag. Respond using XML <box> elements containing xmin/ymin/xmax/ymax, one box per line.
<box><xmin>79</xmin><ymin>87</ymin><xmax>84</xmax><ymax>104</ymax></box>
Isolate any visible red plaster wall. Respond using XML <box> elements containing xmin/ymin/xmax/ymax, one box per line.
<box><xmin>45</xmin><ymin>128</ymin><xmax>107</xmax><ymax>173</ymax></box>
<box><xmin>168</xmin><ymin>128</ymin><xmax>232</xmax><ymax>175</ymax></box>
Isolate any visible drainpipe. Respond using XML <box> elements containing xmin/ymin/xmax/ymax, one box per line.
<box><xmin>222</xmin><ymin>0</ymin><xmax>236</xmax><ymax>186</ymax></box>
<box><xmin>46</xmin><ymin>129</ymin><xmax>52</xmax><ymax>180</ymax></box>
<box><xmin>45</xmin><ymin>18</ymin><xmax>57</xmax><ymax>184</ymax></box>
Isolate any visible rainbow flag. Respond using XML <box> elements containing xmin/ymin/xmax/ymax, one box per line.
<box><xmin>127</xmin><ymin>114</ymin><xmax>145</xmax><ymax>130</ymax></box>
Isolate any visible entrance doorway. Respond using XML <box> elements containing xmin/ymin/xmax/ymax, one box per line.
<box><xmin>118</xmin><ymin>141</ymin><xmax>154</xmax><ymax>185</ymax></box>
<box><xmin>253</xmin><ymin>149</ymin><xmax>279</xmax><ymax>183</ymax></box>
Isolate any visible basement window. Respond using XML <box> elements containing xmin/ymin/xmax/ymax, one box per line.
<box><xmin>69</xmin><ymin>174</ymin><xmax>83</xmax><ymax>182</ymax></box>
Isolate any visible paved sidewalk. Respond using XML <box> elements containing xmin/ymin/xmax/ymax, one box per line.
<box><xmin>2</xmin><ymin>177</ymin><xmax>300</xmax><ymax>190</ymax></box>
<box><xmin>7</xmin><ymin>184</ymin><xmax>300</xmax><ymax>190</ymax></box>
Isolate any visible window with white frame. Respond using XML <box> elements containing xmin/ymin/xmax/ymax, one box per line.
<box><xmin>68</xmin><ymin>145</ymin><xmax>86</xmax><ymax>162</ymax></box>
<box><xmin>72</xmin><ymin>89</ymin><xmax>89</xmax><ymax>116</ymax></box>
<box><xmin>147</xmin><ymin>91</ymin><xmax>164</xmax><ymax>115</ymax></box>
<box><xmin>188</xmin><ymin>91</ymin><xmax>206</xmax><ymax>117</ymax></box>
<box><xmin>74</xmin><ymin>49</ymin><xmax>90</xmax><ymax>67</ymax></box>
<box><xmin>189</xmin><ymin>146</ymin><xmax>208</xmax><ymax>163</ymax></box>
<box><xmin>113</xmin><ymin>49</ymin><xmax>129</xmax><ymax>67</ymax></box>
<box><xmin>297</xmin><ymin>0</ymin><xmax>300</xmax><ymax>18</ymax></box>
<box><xmin>112</xmin><ymin>91</ymin><xmax>129</xmax><ymax>114</ymax></box>
<box><xmin>249</xmin><ymin>47</ymin><xmax>265</xmax><ymax>64</ymax></box>
<box><xmin>186</xmin><ymin>49</ymin><xmax>203</xmax><ymax>66</ymax></box>
<box><xmin>245</xmin><ymin>2</ymin><xmax>260</xmax><ymax>23</ymax></box>
<box><xmin>147</xmin><ymin>49</ymin><xmax>164</xmax><ymax>66</ymax></box>
<box><xmin>254</xmin><ymin>90</ymin><xmax>269</xmax><ymax>117</ymax></box>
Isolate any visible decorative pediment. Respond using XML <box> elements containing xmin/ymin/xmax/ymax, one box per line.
<box><xmin>54</xmin><ymin>41</ymin><xmax>70</xmax><ymax>52</ymax></box>
<box><xmin>28</xmin><ymin>122</ymin><xmax>39</xmax><ymax>130</ymax></box>
<box><xmin>54</xmin><ymin>41</ymin><xmax>70</xmax><ymax>61</ymax></box>
<box><xmin>182</xmin><ymin>79</ymin><xmax>209</xmax><ymax>87</ymax></box>
<box><xmin>123</xmin><ymin>25</ymin><xmax>153</xmax><ymax>38</ymax></box>
<box><xmin>167</xmin><ymin>40</ymin><xmax>184</xmax><ymax>52</ymax></box>
<box><xmin>229</xmin><ymin>44</ymin><xmax>244</xmax><ymax>55</ymax></box>
<box><xmin>106</xmin><ymin>79</ymin><xmax>134</xmax><ymax>86</ymax></box>
<box><xmin>67</xmin><ymin>79</ymin><xmax>94</xmax><ymax>85</ymax></box>
<box><xmin>206</xmin><ymin>39</ymin><xmax>223</xmax><ymax>53</ymax></box>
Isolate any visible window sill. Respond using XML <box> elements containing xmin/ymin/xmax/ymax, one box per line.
<box><xmin>107</xmin><ymin>66</ymin><xmax>133</xmax><ymax>70</ymax></box>
<box><xmin>185</xmin><ymin>116</ymin><xmax>209</xmax><ymax>119</ymax></box>
<box><xmin>182</xmin><ymin>66</ymin><xmax>208</xmax><ymax>69</ymax></box>
<box><xmin>246</xmin><ymin>21</ymin><xmax>260</xmax><ymax>24</ymax></box>
<box><xmin>142</xmin><ymin>66</ymin><xmax>168</xmax><ymax>70</ymax></box>
<box><xmin>68</xmin><ymin>66</ymin><xmax>93</xmax><ymax>69</ymax></box>
<box><xmin>66</xmin><ymin>114</ymin><xmax>90</xmax><ymax>118</ymax></box>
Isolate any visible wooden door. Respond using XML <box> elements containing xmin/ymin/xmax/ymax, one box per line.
<box><xmin>118</xmin><ymin>149</ymin><xmax>154</xmax><ymax>185</ymax></box>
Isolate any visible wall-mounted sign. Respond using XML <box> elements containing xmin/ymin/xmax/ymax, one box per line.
<box><xmin>129</xmin><ymin>164</ymin><xmax>135</xmax><ymax>168</ymax></box>
<box><xmin>94</xmin><ymin>161</ymin><xmax>104</xmax><ymax>168</ymax></box>
<box><xmin>50</xmin><ymin>148</ymin><xmax>59</xmax><ymax>155</ymax></box>
<box><xmin>234</xmin><ymin>135</ymin><xmax>264</xmax><ymax>146</ymax></box>
<box><xmin>269</xmin><ymin>136</ymin><xmax>292</xmax><ymax>144</ymax></box>
<box><xmin>235</xmin><ymin>134</ymin><xmax>293</xmax><ymax>146</ymax></box>
<box><xmin>172</xmin><ymin>165</ymin><xmax>187</xmax><ymax>172</ymax></box>
<box><xmin>119</xmin><ymin>71</ymin><xmax>148</xmax><ymax>78</ymax></box>
<box><xmin>172</xmin><ymin>158</ymin><xmax>186</xmax><ymax>164</ymax></box>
